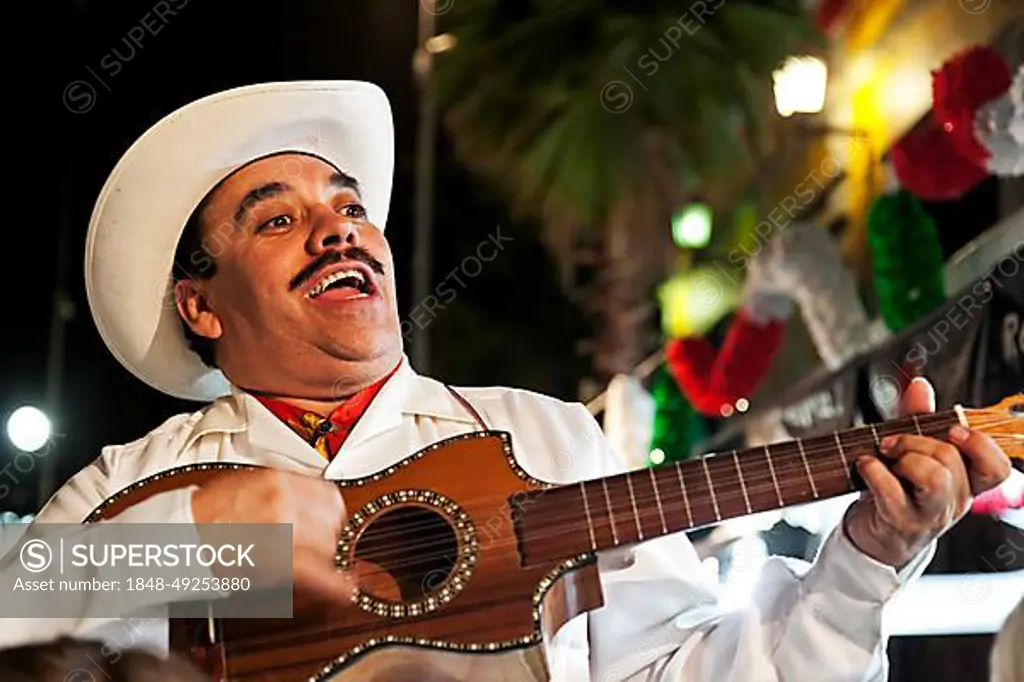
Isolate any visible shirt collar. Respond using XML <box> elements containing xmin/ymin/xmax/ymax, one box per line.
<box><xmin>183</xmin><ymin>355</ymin><xmax>480</xmax><ymax>455</ymax></box>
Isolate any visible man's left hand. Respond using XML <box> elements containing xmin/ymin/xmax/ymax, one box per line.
<box><xmin>844</xmin><ymin>377</ymin><xmax>1013</xmax><ymax>568</ymax></box>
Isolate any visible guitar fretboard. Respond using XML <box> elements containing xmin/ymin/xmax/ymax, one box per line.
<box><xmin>515</xmin><ymin>410</ymin><xmax>960</xmax><ymax>565</ymax></box>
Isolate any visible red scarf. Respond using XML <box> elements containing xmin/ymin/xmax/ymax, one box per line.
<box><xmin>254</xmin><ymin>362</ymin><xmax>400</xmax><ymax>461</ymax></box>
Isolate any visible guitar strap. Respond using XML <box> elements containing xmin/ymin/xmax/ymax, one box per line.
<box><xmin>443</xmin><ymin>385</ymin><xmax>489</xmax><ymax>431</ymax></box>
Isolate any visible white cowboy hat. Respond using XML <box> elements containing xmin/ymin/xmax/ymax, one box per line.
<box><xmin>84</xmin><ymin>81</ymin><xmax>394</xmax><ymax>402</ymax></box>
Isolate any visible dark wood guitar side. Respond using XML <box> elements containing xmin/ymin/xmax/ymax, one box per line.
<box><xmin>84</xmin><ymin>393</ymin><xmax>1024</xmax><ymax>681</ymax></box>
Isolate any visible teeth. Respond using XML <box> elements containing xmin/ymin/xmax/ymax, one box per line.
<box><xmin>308</xmin><ymin>269</ymin><xmax>367</xmax><ymax>298</ymax></box>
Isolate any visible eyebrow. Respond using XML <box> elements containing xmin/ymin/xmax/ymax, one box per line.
<box><xmin>232</xmin><ymin>171</ymin><xmax>362</xmax><ymax>226</ymax></box>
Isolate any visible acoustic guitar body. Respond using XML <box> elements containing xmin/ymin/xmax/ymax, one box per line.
<box><xmin>87</xmin><ymin>432</ymin><xmax>604</xmax><ymax>681</ymax></box>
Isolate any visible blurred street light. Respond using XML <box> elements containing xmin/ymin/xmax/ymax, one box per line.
<box><xmin>773</xmin><ymin>56</ymin><xmax>828</xmax><ymax>117</ymax></box>
<box><xmin>672</xmin><ymin>204</ymin><xmax>713</xmax><ymax>249</ymax></box>
<box><xmin>425</xmin><ymin>33</ymin><xmax>456</xmax><ymax>54</ymax></box>
<box><xmin>6</xmin><ymin>406</ymin><xmax>51</xmax><ymax>453</ymax></box>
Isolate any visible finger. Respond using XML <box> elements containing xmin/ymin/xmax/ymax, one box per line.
<box><xmin>889</xmin><ymin>452</ymin><xmax>956</xmax><ymax>515</ymax></box>
<box><xmin>856</xmin><ymin>457</ymin><xmax>912</xmax><ymax>528</ymax></box>
<box><xmin>949</xmin><ymin>425</ymin><xmax>1013</xmax><ymax>495</ymax></box>
<box><xmin>880</xmin><ymin>435</ymin><xmax>970</xmax><ymax>516</ymax></box>
<box><xmin>899</xmin><ymin>377</ymin><xmax>936</xmax><ymax>417</ymax></box>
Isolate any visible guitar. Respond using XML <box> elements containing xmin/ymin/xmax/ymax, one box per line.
<box><xmin>85</xmin><ymin>393</ymin><xmax>1023</xmax><ymax>681</ymax></box>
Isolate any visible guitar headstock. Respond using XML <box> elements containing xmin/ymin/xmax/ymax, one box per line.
<box><xmin>962</xmin><ymin>392</ymin><xmax>1024</xmax><ymax>468</ymax></box>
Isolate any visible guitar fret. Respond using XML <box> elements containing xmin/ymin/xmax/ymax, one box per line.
<box><xmin>870</xmin><ymin>423</ymin><xmax>881</xmax><ymax>447</ymax></box>
<box><xmin>578</xmin><ymin>481</ymin><xmax>597</xmax><ymax>551</ymax></box>
<box><xmin>764</xmin><ymin>445</ymin><xmax>784</xmax><ymax>507</ymax></box>
<box><xmin>600</xmin><ymin>479</ymin><xmax>619</xmax><ymax>546</ymax></box>
<box><xmin>513</xmin><ymin>405</ymin><xmax>983</xmax><ymax>567</ymax></box>
<box><xmin>796</xmin><ymin>438</ymin><xmax>819</xmax><ymax>499</ymax></box>
<box><xmin>732</xmin><ymin>450</ymin><xmax>752</xmax><ymax>514</ymax></box>
<box><xmin>675</xmin><ymin>465</ymin><xmax>694</xmax><ymax>527</ymax></box>
<box><xmin>701</xmin><ymin>457</ymin><xmax>721</xmax><ymax>521</ymax></box>
<box><xmin>625</xmin><ymin>474</ymin><xmax>644</xmax><ymax>540</ymax></box>
<box><xmin>649</xmin><ymin>467</ymin><xmax>668</xmax><ymax>534</ymax></box>
<box><xmin>834</xmin><ymin>431</ymin><xmax>853</xmax><ymax>487</ymax></box>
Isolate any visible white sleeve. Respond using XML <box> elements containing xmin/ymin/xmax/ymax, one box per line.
<box><xmin>0</xmin><ymin>453</ymin><xmax>202</xmax><ymax>650</ymax></box>
<box><xmin>571</xmin><ymin>404</ymin><xmax>935</xmax><ymax>682</ymax></box>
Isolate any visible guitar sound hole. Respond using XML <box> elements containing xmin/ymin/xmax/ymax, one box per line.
<box><xmin>1011</xmin><ymin>403</ymin><xmax>1023</xmax><ymax>416</ymax></box>
<box><xmin>353</xmin><ymin>506</ymin><xmax>459</xmax><ymax>604</ymax></box>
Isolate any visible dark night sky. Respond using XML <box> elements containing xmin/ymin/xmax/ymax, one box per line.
<box><xmin>1</xmin><ymin>0</ymin><xmax>589</xmax><ymax>513</ymax></box>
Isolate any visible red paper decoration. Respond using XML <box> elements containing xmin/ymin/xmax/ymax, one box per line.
<box><xmin>971</xmin><ymin>486</ymin><xmax>1023</xmax><ymax>515</ymax></box>
<box><xmin>814</xmin><ymin>0</ymin><xmax>849</xmax><ymax>33</ymax></box>
<box><xmin>932</xmin><ymin>45</ymin><xmax>1013</xmax><ymax>167</ymax></box>
<box><xmin>665</xmin><ymin>308</ymin><xmax>785</xmax><ymax>416</ymax></box>
<box><xmin>891</xmin><ymin>115</ymin><xmax>988</xmax><ymax>201</ymax></box>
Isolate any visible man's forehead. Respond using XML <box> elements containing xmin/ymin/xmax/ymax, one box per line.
<box><xmin>199</xmin><ymin>152</ymin><xmax>361</xmax><ymax>223</ymax></box>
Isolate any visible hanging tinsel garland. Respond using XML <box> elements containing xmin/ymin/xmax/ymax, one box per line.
<box><xmin>649</xmin><ymin>365</ymin><xmax>707</xmax><ymax>465</ymax></box>
<box><xmin>751</xmin><ymin>222</ymin><xmax>888</xmax><ymax>370</ymax></box>
<box><xmin>664</xmin><ymin>295</ymin><xmax>791</xmax><ymax>417</ymax></box>
<box><xmin>866</xmin><ymin>188</ymin><xmax>946</xmax><ymax>333</ymax></box>
<box><xmin>1012</xmin><ymin>65</ymin><xmax>1024</xmax><ymax>145</ymax></box>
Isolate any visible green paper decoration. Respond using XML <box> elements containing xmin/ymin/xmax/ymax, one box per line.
<box><xmin>866</xmin><ymin>189</ymin><xmax>946</xmax><ymax>333</ymax></box>
<box><xmin>649</xmin><ymin>365</ymin><xmax>707</xmax><ymax>466</ymax></box>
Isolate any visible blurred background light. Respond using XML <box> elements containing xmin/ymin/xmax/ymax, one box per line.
<box><xmin>773</xmin><ymin>56</ymin><xmax>828</xmax><ymax>117</ymax></box>
<box><xmin>658</xmin><ymin>265</ymin><xmax>741</xmax><ymax>339</ymax></box>
<box><xmin>672</xmin><ymin>204</ymin><xmax>713</xmax><ymax>249</ymax></box>
<box><xmin>6</xmin><ymin>406</ymin><xmax>51</xmax><ymax>453</ymax></box>
<box><xmin>425</xmin><ymin>33</ymin><xmax>457</xmax><ymax>54</ymax></box>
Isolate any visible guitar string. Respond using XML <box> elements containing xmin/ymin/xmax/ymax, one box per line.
<box><xmin>339</xmin><ymin>437</ymin><xmax>1023</xmax><ymax>590</ymax></box>
<box><xmin>329</xmin><ymin>427</ymin><xmax>1020</xmax><ymax>575</ymax></box>
<box><xmin>224</xmin><ymin>413</ymin><xmax>1011</xmax><ymax>579</ymax></box>
<box><xmin>325</xmin><ymin>412</ymin><xmax>963</xmax><ymax>544</ymax></box>
<box><xmin>324</xmin><ymin>415</ymin><xmax>1017</xmax><ymax>565</ymax></box>
<box><xmin>326</xmin><ymin>436</ymin><xmax>1023</xmax><ymax>589</ymax></box>
<box><xmin>326</xmin><ymin>426</ymin><xmax>1021</xmax><ymax>573</ymax></box>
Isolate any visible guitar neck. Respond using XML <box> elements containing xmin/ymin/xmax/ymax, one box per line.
<box><xmin>516</xmin><ymin>409</ymin><xmax>963</xmax><ymax>565</ymax></box>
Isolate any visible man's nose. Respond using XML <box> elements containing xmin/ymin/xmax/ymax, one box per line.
<box><xmin>307</xmin><ymin>204</ymin><xmax>359</xmax><ymax>252</ymax></box>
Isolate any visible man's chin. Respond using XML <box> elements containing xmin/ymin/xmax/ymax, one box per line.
<box><xmin>324</xmin><ymin>335</ymin><xmax>403</xmax><ymax>368</ymax></box>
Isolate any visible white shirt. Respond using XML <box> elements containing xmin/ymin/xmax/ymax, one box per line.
<box><xmin>0</xmin><ymin>358</ymin><xmax>933</xmax><ymax>680</ymax></box>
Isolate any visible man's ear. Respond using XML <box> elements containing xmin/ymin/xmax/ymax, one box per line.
<box><xmin>173</xmin><ymin>278</ymin><xmax>223</xmax><ymax>341</ymax></box>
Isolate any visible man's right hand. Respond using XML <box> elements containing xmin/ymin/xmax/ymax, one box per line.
<box><xmin>190</xmin><ymin>468</ymin><xmax>355</xmax><ymax>604</ymax></box>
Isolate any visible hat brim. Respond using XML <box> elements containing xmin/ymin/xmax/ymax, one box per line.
<box><xmin>85</xmin><ymin>81</ymin><xmax>394</xmax><ymax>402</ymax></box>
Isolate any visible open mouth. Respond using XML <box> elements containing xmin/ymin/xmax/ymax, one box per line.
<box><xmin>306</xmin><ymin>268</ymin><xmax>376</xmax><ymax>300</ymax></box>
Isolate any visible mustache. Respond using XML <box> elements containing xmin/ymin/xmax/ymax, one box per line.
<box><xmin>289</xmin><ymin>247</ymin><xmax>385</xmax><ymax>291</ymax></box>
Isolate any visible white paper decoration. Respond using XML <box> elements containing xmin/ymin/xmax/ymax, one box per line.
<box><xmin>1009</xmin><ymin>64</ymin><xmax>1024</xmax><ymax>146</ymax></box>
<box><xmin>975</xmin><ymin>63</ymin><xmax>1024</xmax><ymax>176</ymax></box>
<box><xmin>748</xmin><ymin>223</ymin><xmax>890</xmax><ymax>370</ymax></box>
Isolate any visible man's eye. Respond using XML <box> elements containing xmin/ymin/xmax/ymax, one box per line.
<box><xmin>341</xmin><ymin>204</ymin><xmax>367</xmax><ymax>219</ymax></box>
<box><xmin>258</xmin><ymin>215</ymin><xmax>293</xmax><ymax>231</ymax></box>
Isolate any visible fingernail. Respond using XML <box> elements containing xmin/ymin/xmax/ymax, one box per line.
<box><xmin>880</xmin><ymin>435</ymin><xmax>897</xmax><ymax>451</ymax></box>
<box><xmin>949</xmin><ymin>426</ymin><xmax>970</xmax><ymax>443</ymax></box>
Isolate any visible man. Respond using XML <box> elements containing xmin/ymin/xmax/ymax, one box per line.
<box><xmin>0</xmin><ymin>81</ymin><xmax>1013</xmax><ymax>680</ymax></box>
